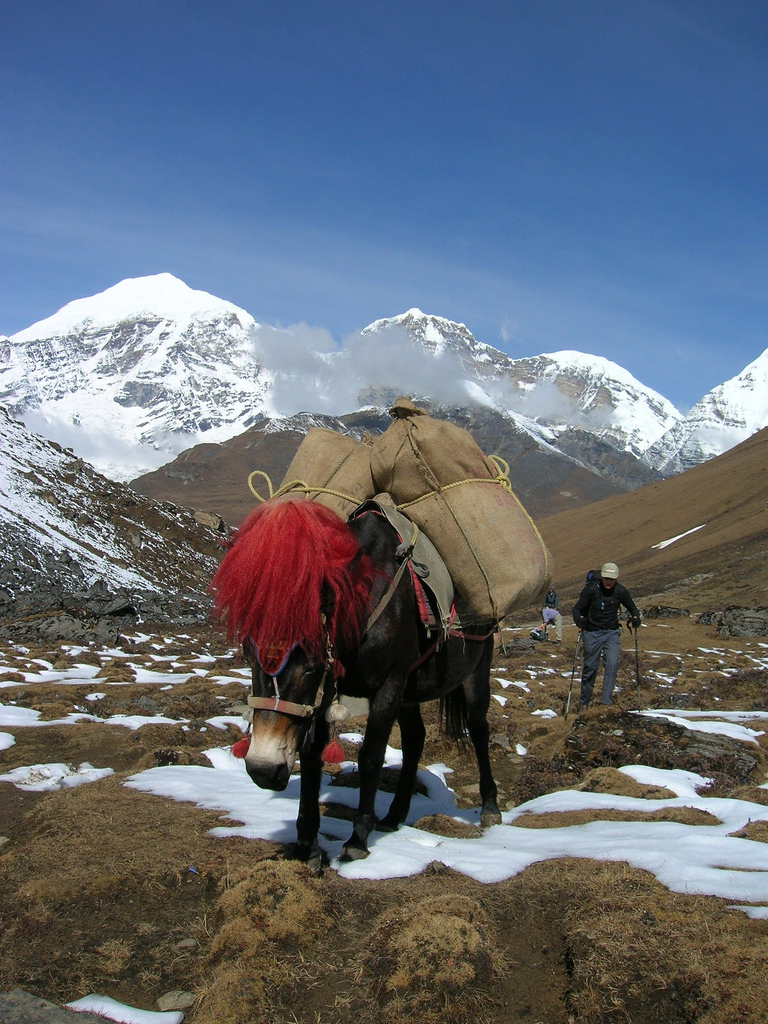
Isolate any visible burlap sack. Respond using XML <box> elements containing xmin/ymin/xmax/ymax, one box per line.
<box><xmin>279</xmin><ymin>427</ymin><xmax>375</xmax><ymax>519</ymax></box>
<box><xmin>370</xmin><ymin>398</ymin><xmax>552</xmax><ymax>619</ymax></box>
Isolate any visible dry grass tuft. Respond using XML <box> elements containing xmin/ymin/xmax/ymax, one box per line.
<box><xmin>92</xmin><ymin>938</ymin><xmax>135</xmax><ymax>977</ymax></box>
<box><xmin>361</xmin><ymin>894</ymin><xmax>503</xmax><ymax>1018</ymax></box>
<box><xmin>198</xmin><ymin>860</ymin><xmax>331</xmax><ymax>1022</ymax></box>
<box><xmin>507</xmin><ymin>754</ymin><xmax>581</xmax><ymax>806</ymax></box>
<box><xmin>514</xmin><ymin>805</ymin><xmax>720</xmax><ymax>828</ymax></box>
<box><xmin>729</xmin><ymin>820</ymin><xmax>768</xmax><ymax>843</ymax></box>
<box><xmin>194</xmin><ymin>963</ymin><xmax>266</xmax><ymax>1024</ymax></box>
<box><xmin>95</xmin><ymin>659</ymin><xmax>136</xmax><ymax>682</ymax></box>
<box><xmin>576</xmin><ymin>766</ymin><xmax>676</xmax><ymax>799</ymax></box>
<box><xmin>213</xmin><ymin>860</ymin><xmax>328</xmax><ymax>950</ymax></box>
<box><xmin>729</xmin><ymin>785</ymin><xmax>768</xmax><ymax>807</ymax></box>
<box><xmin>0</xmin><ymin>670</ymin><xmax>26</xmax><ymax>682</ymax></box>
<box><xmin>32</xmin><ymin>701</ymin><xmax>75</xmax><ymax>721</ymax></box>
<box><xmin>507</xmin><ymin>858</ymin><xmax>768</xmax><ymax>1024</ymax></box>
<box><xmin>411</xmin><ymin>814</ymin><xmax>483</xmax><ymax>839</ymax></box>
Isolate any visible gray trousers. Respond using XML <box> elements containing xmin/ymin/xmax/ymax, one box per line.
<box><xmin>580</xmin><ymin>629</ymin><xmax>621</xmax><ymax>705</ymax></box>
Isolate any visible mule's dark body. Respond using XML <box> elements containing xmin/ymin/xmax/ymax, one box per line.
<box><xmin>242</xmin><ymin>508</ymin><xmax>501</xmax><ymax>865</ymax></box>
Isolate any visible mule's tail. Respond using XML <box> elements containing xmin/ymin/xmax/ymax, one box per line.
<box><xmin>439</xmin><ymin>689</ymin><xmax>470</xmax><ymax>748</ymax></box>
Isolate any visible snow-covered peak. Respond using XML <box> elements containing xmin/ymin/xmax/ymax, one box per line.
<box><xmin>3</xmin><ymin>279</ymin><xmax>764</xmax><ymax>486</ymax></box>
<box><xmin>363</xmin><ymin>308</ymin><xmax>469</xmax><ymax>333</ymax></box>
<box><xmin>1</xmin><ymin>274</ymin><xmax>269</xmax><ymax>480</ymax></box>
<box><xmin>709</xmin><ymin>345</ymin><xmax>768</xmax><ymax>428</ymax></box>
<box><xmin>11</xmin><ymin>274</ymin><xmax>254</xmax><ymax>343</ymax></box>
<box><xmin>644</xmin><ymin>345</ymin><xmax>768</xmax><ymax>474</ymax></box>
<box><xmin>501</xmin><ymin>350</ymin><xmax>682</xmax><ymax>455</ymax></box>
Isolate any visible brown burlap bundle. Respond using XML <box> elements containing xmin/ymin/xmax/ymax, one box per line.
<box><xmin>370</xmin><ymin>398</ymin><xmax>551</xmax><ymax>619</ymax></box>
<box><xmin>278</xmin><ymin>427</ymin><xmax>375</xmax><ymax>519</ymax></box>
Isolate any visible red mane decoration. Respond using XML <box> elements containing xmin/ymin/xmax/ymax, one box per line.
<box><xmin>210</xmin><ymin>499</ymin><xmax>376</xmax><ymax>668</ymax></box>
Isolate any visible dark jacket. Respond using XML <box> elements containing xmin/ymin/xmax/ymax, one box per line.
<box><xmin>543</xmin><ymin>588</ymin><xmax>559</xmax><ymax>611</ymax></box>
<box><xmin>572</xmin><ymin>581</ymin><xmax>639</xmax><ymax>631</ymax></box>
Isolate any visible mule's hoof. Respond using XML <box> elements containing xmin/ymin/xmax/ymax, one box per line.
<box><xmin>340</xmin><ymin>844</ymin><xmax>370</xmax><ymax>862</ymax></box>
<box><xmin>306</xmin><ymin>852</ymin><xmax>324</xmax><ymax>875</ymax></box>
<box><xmin>292</xmin><ymin>841</ymin><xmax>326</xmax><ymax>873</ymax></box>
<box><xmin>481</xmin><ymin>811</ymin><xmax>502</xmax><ymax>828</ymax></box>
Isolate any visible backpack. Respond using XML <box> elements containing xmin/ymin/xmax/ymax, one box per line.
<box><xmin>585</xmin><ymin>568</ymin><xmax>602</xmax><ymax>583</ymax></box>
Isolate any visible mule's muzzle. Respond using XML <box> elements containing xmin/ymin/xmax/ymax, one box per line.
<box><xmin>244</xmin><ymin>758</ymin><xmax>292</xmax><ymax>792</ymax></box>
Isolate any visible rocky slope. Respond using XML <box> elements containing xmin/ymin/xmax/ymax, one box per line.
<box><xmin>537</xmin><ymin>425</ymin><xmax>768</xmax><ymax>610</ymax></box>
<box><xmin>0</xmin><ymin>408</ymin><xmax>225</xmax><ymax>640</ymax></box>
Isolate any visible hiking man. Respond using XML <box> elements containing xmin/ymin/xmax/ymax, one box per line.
<box><xmin>571</xmin><ymin>562</ymin><xmax>640</xmax><ymax>707</ymax></box>
<box><xmin>539</xmin><ymin>584</ymin><xmax>562</xmax><ymax>643</ymax></box>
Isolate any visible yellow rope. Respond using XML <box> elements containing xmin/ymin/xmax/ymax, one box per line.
<box><xmin>246</xmin><ymin>451</ymin><xmax>551</xmax><ymax>618</ymax></box>
<box><xmin>393</xmin><ymin>451</ymin><xmax>552</xmax><ymax>613</ymax></box>
<box><xmin>247</xmin><ymin>470</ymin><xmax>363</xmax><ymax>507</ymax></box>
<box><xmin>395</xmin><ymin>455</ymin><xmax>512</xmax><ymax>509</ymax></box>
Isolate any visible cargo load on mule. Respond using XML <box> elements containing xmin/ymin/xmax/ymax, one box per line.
<box><xmin>369</xmin><ymin>397</ymin><xmax>552</xmax><ymax>620</ymax></box>
<box><xmin>248</xmin><ymin>426</ymin><xmax>376</xmax><ymax>519</ymax></box>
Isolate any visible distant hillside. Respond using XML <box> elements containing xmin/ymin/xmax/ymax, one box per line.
<box><xmin>537</xmin><ymin>426</ymin><xmax>768</xmax><ymax>611</ymax></box>
<box><xmin>132</xmin><ymin>404</ymin><xmax>627</xmax><ymax>525</ymax></box>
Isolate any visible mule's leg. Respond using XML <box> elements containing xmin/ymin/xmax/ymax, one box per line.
<box><xmin>294</xmin><ymin>720</ymin><xmax>328</xmax><ymax>871</ymax></box>
<box><xmin>377</xmin><ymin>702</ymin><xmax>425</xmax><ymax>832</ymax></box>
<box><xmin>465</xmin><ymin>640</ymin><xmax>502</xmax><ymax>828</ymax></box>
<box><xmin>341</xmin><ymin>685</ymin><xmax>401</xmax><ymax>861</ymax></box>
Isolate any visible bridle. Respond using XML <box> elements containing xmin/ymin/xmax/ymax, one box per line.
<box><xmin>246</xmin><ymin>632</ymin><xmax>336</xmax><ymax>722</ymax></box>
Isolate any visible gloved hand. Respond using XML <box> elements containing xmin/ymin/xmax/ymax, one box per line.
<box><xmin>576</xmin><ymin>616</ymin><xmax>588</xmax><ymax>630</ymax></box>
<box><xmin>631</xmin><ymin>616</ymin><xmax>641</xmax><ymax>629</ymax></box>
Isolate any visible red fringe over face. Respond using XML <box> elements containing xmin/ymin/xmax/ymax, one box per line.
<box><xmin>209</xmin><ymin>499</ymin><xmax>375</xmax><ymax>667</ymax></box>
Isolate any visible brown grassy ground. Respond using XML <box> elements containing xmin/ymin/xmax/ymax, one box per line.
<box><xmin>2</xmin><ymin>614</ymin><xmax>768</xmax><ymax>1023</ymax></box>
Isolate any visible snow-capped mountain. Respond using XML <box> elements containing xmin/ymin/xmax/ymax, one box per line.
<box><xmin>357</xmin><ymin>309</ymin><xmax>682</xmax><ymax>456</ymax></box>
<box><xmin>0</xmin><ymin>274</ymin><xmax>271</xmax><ymax>479</ymax></box>
<box><xmin>643</xmin><ymin>347</ymin><xmax>768</xmax><ymax>475</ymax></box>
<box><xmin>499</xmin><ymin>350</ymin><xmax>682</xmax><ymax>457</ymax></box>
<box><xmin>2</xmin><ymin>275</ymin><xmax>762</xmax><ymax>487</ymax></box>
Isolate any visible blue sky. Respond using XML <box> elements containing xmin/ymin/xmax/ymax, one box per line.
<box><xmin>1</xmin><ymin>0</ymin><xmax>766</xmax><ymax>411</ymax></box>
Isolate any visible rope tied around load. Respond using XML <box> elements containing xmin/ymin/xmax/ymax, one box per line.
<box><xmin>247</xmin><ymin>455</ymin><xmax>516</xmax><ymax>510</ymax></box>
<box><xmin>247</xmin><ymin>469</ymin><xmax>364</xmax><ymax>506</ymax></box>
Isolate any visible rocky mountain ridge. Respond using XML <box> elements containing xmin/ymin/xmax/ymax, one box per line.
<box><xmin>0</xmin><ymin>274</ymin><xmax>737</xmax><ymax>491</ymax></box>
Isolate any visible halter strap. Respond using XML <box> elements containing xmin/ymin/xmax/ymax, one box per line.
<box><xmin>247</xmin><ymin>632</ymin><xmax>335</xmax><ymax>720</ymax></box>
<box><xmin>247</xmin><ymin>693</ymin><xmax>317</xmax><ymax>718</ymax></box>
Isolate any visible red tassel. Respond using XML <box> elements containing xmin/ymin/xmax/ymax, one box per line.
<box><xmin>321</xmin><ymin>738</ymin><xmax>345</xmax><ymax>764</ymax></box>
<box><xmin>231</xmin><ymin>737</ymin><xmax>251</xmax><ymax>759</ymax></box>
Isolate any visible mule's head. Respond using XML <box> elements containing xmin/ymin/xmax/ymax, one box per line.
<box><xmin>240</xmin><ymin>638</ymin><xmax>328</xmax><ymax>791</ymax></box>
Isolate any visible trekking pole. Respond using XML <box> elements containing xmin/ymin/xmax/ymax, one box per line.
<box><xmin>633</xmin><ymin>624</ymin><xmax>642</xmax><ymax>711</ymax></box>
<box><xmin>564</xmin><ymin>629</ymin><xmax>581</xmax><ymax>719</ymax></box>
